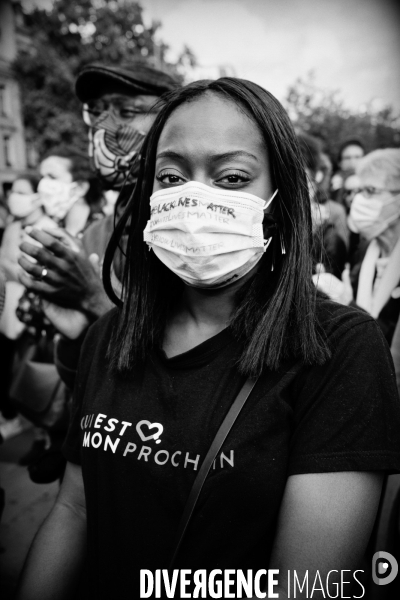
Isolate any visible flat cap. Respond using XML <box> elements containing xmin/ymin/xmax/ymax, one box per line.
<box><xmin>75</xmin><ymin>61</ymin><xmax>179</xmax><ymax>102</ymax></box>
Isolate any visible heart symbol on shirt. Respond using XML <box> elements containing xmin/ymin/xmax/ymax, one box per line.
<box><xmin>136</xmin><ymin>420</ymin><xmax>163</xmax><ymax>443</ymax></box>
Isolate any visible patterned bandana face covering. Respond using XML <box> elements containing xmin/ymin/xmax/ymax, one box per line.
<box><xmin>144</xmin><ymin>181</ymin><xmax>279</xmax><ymax>289</ymax></box>
<box><xmin>85</xmin><ymin>109</ymin><xmax>146</xmax><ymax>190</ymax></box>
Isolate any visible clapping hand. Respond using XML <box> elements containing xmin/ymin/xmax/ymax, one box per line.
<box><xmin>18</xmin><ymin>227</ymin><xmax>112</xmax><ymax>318</ymax></box>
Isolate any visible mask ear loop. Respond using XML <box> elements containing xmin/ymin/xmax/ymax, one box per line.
<box><xmin>263</xmin><ymin>189</ymin><xmax>279</xmax><ymax>210</ymax></box>
<box><xmin>263</xmin><ymin>189</ymin><xmax>283</xmax><ymax>271</ymax></box>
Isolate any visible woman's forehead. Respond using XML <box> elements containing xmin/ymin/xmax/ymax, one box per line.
<box><xmin>158</xmin><ymin>93</ymin><xmax>265</xmax><ymax>155</ymax></box>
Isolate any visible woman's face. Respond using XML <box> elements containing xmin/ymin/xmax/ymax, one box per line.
<box><xmin>153</xmin><ymin>92</ymin><xmax>273</xmax><ymax>202</ymax></box>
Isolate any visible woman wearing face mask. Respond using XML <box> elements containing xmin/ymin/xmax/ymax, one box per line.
<box><xmin>0</xmin><ymin>174</ymin><xmax>58</xmax><ymax>341</ymax></box>
<box><xmin>315</xmin><ymin>149</ymin><xmax>400</xmax><ymax>344</ymax></box>
<box><xmin>16</xmin><ymin>150</ymin><xmax>105</xmax><ymax>336</ymax></box>
<box><xmin>0</xmin><ymin>174</ymin><xmax>57</xmax><ymax>440</ymax></box>
<box><xmin>37</xmin><ymin>149</ymin><xmax>105</xmax><ymax>237</ymax></box>
<box><xmin>9</xmin><ymin>153</ymin><xmax>103</xmax><ymax>477</ymax></box>
<box><xmin>0</xmin><ymin>175</ymin><xmax>56</xmax><ymax>283</ymax></box>
<box><xmin>16</xmin><ymin>80</ymin><xmax>400</xmax><ymax>600</ymax></box>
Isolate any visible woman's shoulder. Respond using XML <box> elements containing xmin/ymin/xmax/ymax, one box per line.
<box><xmin>86</xmin><ymin>307</ymin><xmax>119</xmax><ymax>342</ymax></box>
<box><xmin>315</xmin><ymin>297</ymin><xmax>376</xmax><ymax>343</ymax></box>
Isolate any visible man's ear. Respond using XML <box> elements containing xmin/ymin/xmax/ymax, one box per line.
<box><xmin>76</xmin><ymin>180</ymin><xmax>90</xmax><ymax>197</ymax></box>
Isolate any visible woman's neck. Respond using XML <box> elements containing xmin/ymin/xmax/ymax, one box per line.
<box><xmin>162</xmin><ymin>271</ymin><xmax>254</xmax><ymax>358</ymax></box>
<box><xmin>182</xmin><ymin>283</ymin><xmax>238</xmax><ymax>328</ymax></box>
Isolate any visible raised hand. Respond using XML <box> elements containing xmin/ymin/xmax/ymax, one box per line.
<box><xmin>312</xmin><ymin>264</ymin><xmax>354</xmax><ymax>306</ymax></box>
<box><xmin>18</xmin><ymin>228</ymin><xmax>113</xmax><ymax>319</ymax></box>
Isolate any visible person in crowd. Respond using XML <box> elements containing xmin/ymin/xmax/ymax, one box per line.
<box><xmin>17</xmin><ymin>62</ymin><xmax>179</xmax><ymax>387</ymax></box>
<box><xmin>330</xmin><ymin>138</ymin><xmax>365</xmax><ymax>201</ymax></box>
<box><xmin>0</xmin><ymin>174</ymin><xmax>49</xmax><ymax>283</ymax></box>
<box><xmin>315</xmin><ymin>150</ymin><xmax>333</xmax><ymax>198</ymax></box>
<box><xmin>0</xmin><ymin>173</ymin><xmax>55</xmax><ymax>441</ymax></box>
<box><xmin>338</xmin><ymin>138</ymin><xmax>365</xmax><ymax>171</ymax></box>
<box><xmin>297</xmin><ymin>133</ymin><xmax>348</xmax><ymax>278</ymax></box>
<box><xmin>16</xmin><ymin>78</ymin><xmax>400</xmax><ymax>600</ymax></box>
<box><xmin>15</xmin><ymin>149</ymin><xmax>103</xmax><ymax>339</ymax></box>
<box><xmin>301</xmin><ymin>134</ymin><xmax>350</xmax><ymax>248</ymax></box>
<box><xmin>315</xmin><ymin>148</ymin><xmax>400</xmax><ymax>344</ymax></box>
<box><xmin>1</xmin><ymin>154</ymin><xmax>101</xmax><ymax>475</ymax></box>
<box><xmin>36</xmin><ymin>148</ymin><xmax>104</xmax><ymax>236</ymax></box>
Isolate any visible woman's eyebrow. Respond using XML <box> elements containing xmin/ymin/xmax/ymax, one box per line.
<box><xmin>210</xmin><ymin>150</ymin><xmax>259</xmax><ymax>163</ymax></box>
<box><xmin>156</xmin><ymin>150</ymin><xmax>186</xmax><ymax>161</ymax></box>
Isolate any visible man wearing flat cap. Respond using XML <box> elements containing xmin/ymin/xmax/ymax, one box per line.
<box><xmin>18</xmin><ymin>61</ymin><xmax>179</xmax><ymax>386</ymax></box>
<box><xmin>78</xmin><ymin>62</ymin><xmax>177</xmax><ymax>191</ymax></box>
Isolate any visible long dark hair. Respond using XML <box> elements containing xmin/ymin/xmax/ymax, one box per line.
<box><xmin>103</xmin><ymin>78</ymin><xmax>330</xmax><ymax>376</ymax></box>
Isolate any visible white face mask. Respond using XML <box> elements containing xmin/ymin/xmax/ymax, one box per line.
<box><xmin>143</xmin><ymin>181</ymin><xmax>278</xmax><ymax>289</ymax></box>
<box><xmin>348</xmin><ymin>192</ymin><xmax>400</xmax><ymax>240</ymax></box>
<box><xmin>38</xmin><ymin>177</ymin><xmax>83</xmax><ymax>220</ymax></box>
<box><xmin>8</xmin><ymin>192</ymin><xmax>39</xmax><ymax>218</ymax></box>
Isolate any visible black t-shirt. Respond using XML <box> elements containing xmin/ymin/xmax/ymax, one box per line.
<box><xmin>63</xmin><ymin>299</ymin><xmax>400</xmax><ymax>599</ymax></box>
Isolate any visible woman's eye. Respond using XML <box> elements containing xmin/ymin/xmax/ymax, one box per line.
<box><xmin>217</xmin><ymin>172</ymin><xmax>250</xmax><ymax>186</ymax></box>
<box><xmin>156</xmin><ymin>171</ymin><xmax>185</xmax><ymax>185</ymax></box>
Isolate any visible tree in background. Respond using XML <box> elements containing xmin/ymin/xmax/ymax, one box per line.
<box><xmin>13</xmin><ymin>0</ymin><xmax>196</xmax><ymax>159</ymax></box>
<box><xmin>285</xmin><ymin>72</ymin><xmax>400</xmax><ymax>165</ymax></box>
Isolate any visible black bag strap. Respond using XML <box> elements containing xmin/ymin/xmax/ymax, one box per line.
<box><xmin>169</xmin><ymin>376</ymin><xmax>259</xmax><ymax>569</ymax></box>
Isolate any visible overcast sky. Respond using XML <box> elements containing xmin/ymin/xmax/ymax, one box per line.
<box><xmin>142</xmin><ymin>0</ymin><xmax>400</xmax><ymax>112</ymax></box>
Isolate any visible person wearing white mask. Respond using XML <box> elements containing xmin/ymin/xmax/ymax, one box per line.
<box><xmin>17</xmin><ymin>79</ymin><xmax>400</xmax><ymax>600</ymax></box>
<box><xmin>0</xmin><ymin>174</ymin><xmax>58</xmax><ymax>343</ymax></box>
<box><xmin>0</xmin><ymin>175</ymin><xmax>56</xmax><ymax>440</ymax></box>
<box><xmin>37</xmin><ymin>150</ymin><xmax>98</xmax><ymax>236</ymax></box>
<box><xmin>315</xmin><ymin>149</ymin><xmax>400</xmax><ymax>344</ymax></box>
<box><xmin>15</xmin><ymin>150</ymin><xmax>103</xmax><ymax>338</ymax></box>
<box><xmin>1</xmin><ymin>155</ymin><xmax>101</xmax><ymax>470</ymax></box>
<box><xmin>0</xmin><ymin>175</ymin><xmax>56</xmax><ymax>283</ymax></box>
